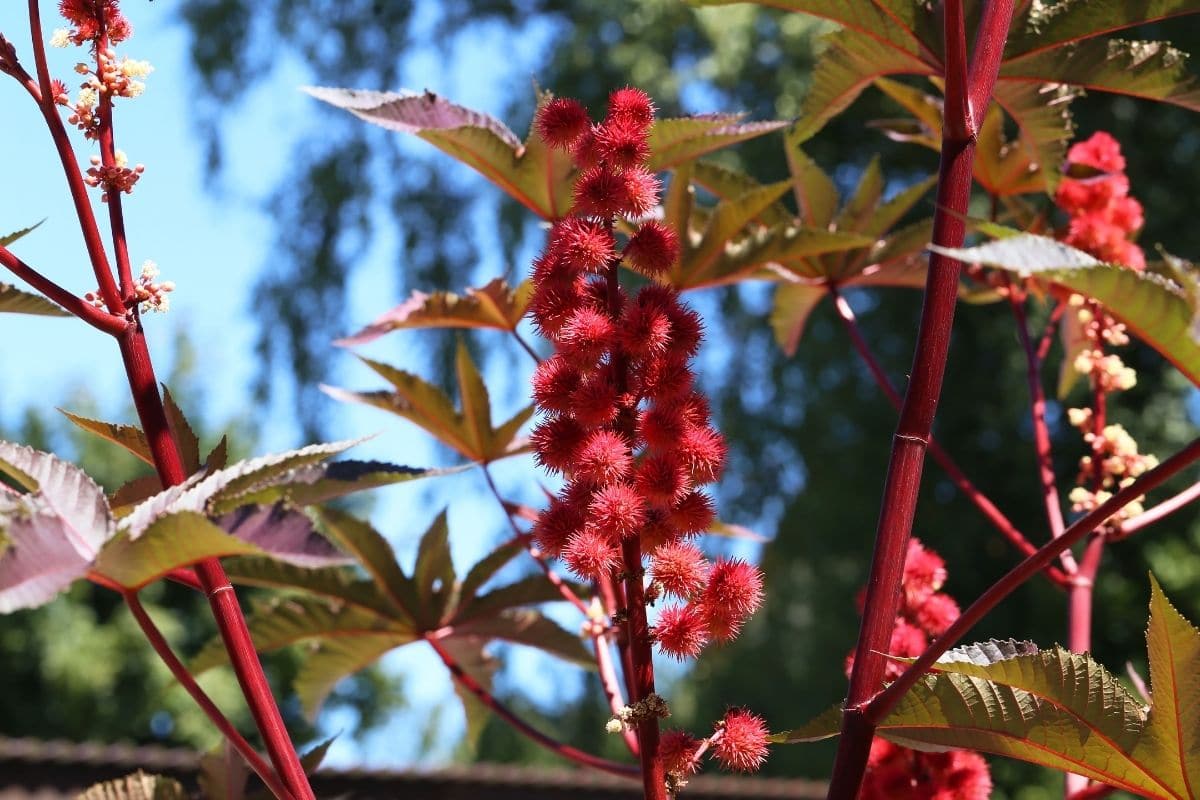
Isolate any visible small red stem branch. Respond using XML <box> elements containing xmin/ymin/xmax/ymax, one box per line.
<box><xmin>830</xmin><ymin>289</ymin><xmax>1068</xmax><ymax>587</ymax></box>
<box><xmin>97</xmin><ymin>88</ymin><xmax>136</xmax><ymax>296</ymax></box>
<box><xmin>1065</xmin><ymin>533</ymin><xmax>1104</xmax><ymax>795</ymax></box>
<box><xmin>123</xmin><ymin>590</ymin><xmax>295</xmax><ymax>800</ymax></box>
<box><xmin>867</xmin><ymin>436</ymin><xmax>1200</xmax><ymax>724</ymax></box>
<box><xmin>0</xmin><ymin>245</ymin><xmax>127</xmax><ymax>334</ymax></box>
<box><xmin>1119</xmin><ymin>479</ymin><xmax>1200</xmax><ymax>536</ymax></box>
<box><xmin>1009</xmin><ymin>289</ymin><xmax>1078</xmax><ymax>576</ymax></box>
<box><xmin>1037</xmin><ymin>302</ymin><xmax>1066</xmax><ymax>362</ymax></box>
<box><xmin>24</xmin><ymin>0</ymin><xmax>122</xmax><ymax>312</ymax></box>
<box><xmin>594</xmin><ymin>622</ymin><xmax>640</xmax><ymax>756</ymax></box>
<box><xmin>826</xmin><ymin>3</ymin><xmax>1015</xmax><ymax>797</ymax></box>
<box><xmin>425</xmin><ymin>635</ymin><xmax>639</xmax><ymax>778</ymax></box>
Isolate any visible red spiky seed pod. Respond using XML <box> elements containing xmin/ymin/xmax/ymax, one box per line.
<box><xmin>531</xmin><ymin>356</ymin><xmax>582</xmax><ymax>414</ymax></box>
<box><xmin>654</xmin><ymin>604</ymin><xmax>709</xmax><ymax>659</ymax></box>
<box><xmin>607</xmin><ymin>86</ymin><xmax>655</xmax><ymax>129</ymax></box>
<box><xmin>678</xmin><ymin>424</ymin><xmax>727</xmax><ymax>485</ymax></box>
<box><xmin>713</xmin><ymin>709</ymin><xmax>769</xmax><ymax>772</ymax></box>
<box><xmin>553</xmin><ymin>217</ymin><xmax>615</xmax><ymax>272</ymax></box>
<box><xmin>700</xmin><ymin>558</ymin><xmax>763</xmax><ymax>641</ymax></box>
<box><xmin>569</xmin><ymin>370</ymin><xmax>620</xmax><ymax>427</ymax></box>
<box><xmin>575</xmin><ymin>430</ymin><xmax>634</xmax><ymax>487</ymax></box>
<box><xmin>563</xmin><ymin>528</ymin><xmax>621</xmax><ymax>579</ymax></box>
<box><xmin>668</xmin><ymin>490</ymin><xmax>716</xmax><ymax>537</ymax></box>
<box><xmin>594</xmin><ymin>118</ymin><xmax>651</xmax><ymax>168</ymax></box>
<box><xmin>587</xmin><ymin>482</ymin><xmax>648</xmax><ymax>540</ymax></box>
<box><xmin>650</xmin><ymin>542</ymin><xmax>709</xmax><ymax>599</ymax></box>
<box><xmin>530</xmin><ymin>415</ymin><xmax>587</xmax><ymax>474</ymax></box>
<box><xmin>624</xmin><ymin>220</ymin><xmax>680</xmax><ymax>275</ymax></box>
<box><xmin>536</xmin><ymin>97</ymin><xmax>591</xmax><ymax>149</ymax></box>
<box><xmin>532</xmin><ymin>496</ymin><xmax>583</xmax><ymax>557</ymax></box>
<box><xmin>620</xmin><ymin>301</ymin><xmax>673</xmax><ymax>358</ymax></box>
<box><xmin>634</xmin><ymin>454</ymin><xmax>690</xmax><ymax>507</ymax></box>
<box><xmin>557</xmin><ymin>306</ymin><xmax>615</xmax><ymax>363</ymax></box>
<box><xmin>574</xmin><ymin>166</ymin><xmax>630</xmax><ymax>217</ymax></box>
<box><xmin>619</xmin><ymin>166</ymin><xmax>662</xmax><ymax>217</ymax></box>
<box><xmin>659</xmin><ymin>730</ymin><xmax>702</xmax><ymax>775</ymax></box>
<box><xmin>638</xmin><ymin>403</ymin><xmax>686</xmax><ymax>451</ymax></box>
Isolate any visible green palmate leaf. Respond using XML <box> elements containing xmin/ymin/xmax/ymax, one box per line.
<box><xmin>872</xmin><ymin>77</ymin><xmax>943</xmax><ymax>143</ymax></box>
<box><xmin>769</xmin><ymin>282</ymin><xmax>827</xmax><ymax>357</ymax></box>
<box><xmin>303</xmin><ymin>86</ymin><xmax>573</xmax><ymax>220</ymax></box>
<box><xmin>294</xmin><ymin>635</ymin><xmax>407</xmax><ymax>720</ymax></box>
<box><xmin>933</xmin><ymin>234</ymin><xmax>1200</xmax><ymax>386</ymax></box>
<box><xmin>1005</xmin><ymin>0</ymin><xmax>1200</xmax><ymax>59</ymax></box>
<box><xmin>440</xmin><ymin>637</ymin><xmax>500</xmax><ymax>752</ymax></box>
<box><xmin>1131</xmin><ymin>576</ymin><xmax>1200</xmax><ymax>797</ymax></box>
<box><xmin>325</xmin><ymin>353</ymin><xmax>530</xmax><ymax>463</ymax></box>
<box><xmin>792</xmin><ymin>28</ymin><xmax>932</xmax><ymax>143</ymax></box>
<box><xmin>663</xmin><ymin>161</ymin><xmax>694</xmax><ymax>248</ymax></box>
<box><xmin>314</xmin><ymin>507</ymin><xmax>420</xmax><ymax>621</ymax></box>
<box><xmin>451</xmin><ymin>607</ymin><xmax>592</xmax><ymax>668</ymax></box>
<box><xmin>60</xmin><ymin>410</ymin><xmax>154</xmax><ymax>465</ymax></box>
<box><xmin>414</xmin><ymin>510</ymin><xmax>457</xmax><ymax>627</ymax></box>
<box><xmin>161</xmin><ymin>387</ymin><xmax>201</xmax><ymax>475</ymax></box>
<box><xmin>1</xmin><ymin>220</ymin><xmax>44</xmax><ymax>246</ymax></box>
<box><xmin>1002</xmin><ymin>38</ymin><xmax>1200</xmax><ymax>113</ymax></box>
<box><xmin>647</xmin><ymin>114</ymin><xmax>787</xmax><ymax>172</ymax></box>
<box><xmin>109</xmin><ymin>475</ymin><xmax>163</xmax><ymax>518</ymax></box>
<box><xmin>191</xmin><ymin>594</ymin><xmax>411</xmax><ymax>674</ymax></box>
<box><xmin>212</xmin><ymin>460</ymin><xmax>462</xmax><ymax>513</ymax></box>
<box><xmin>784</xmin><ymin>140</ymin><xmax>838</xmax><ymax>229</ymax></box>
<box><xmin>454</xmin><ymin>574</ymin><xmax>574</xmax><ymax>624</ymax></box>
<box><xmin>76</xmin><ymin>771</ymin><xmax>187</xmax><ymax>800</ymax></box>
<box><xmin>221</xmin><ymin>555</ymin><xmax>399</xmax><ymax>617</ymax></box>
<box><xmin>335</xmin><ymin>278</ymin><xmax>532</xmax><ymax>346</ymax></box>
<box><xmin>0</xmin><ymin>284</ymin><xmax>69</xmax><ymax>317</ymax></box>
<box><xmin>457</xmin><ymin>537</ymin><xmax>525</xmax><ymax>607</ymax></box>
<box><xmin>675</xmin><ymin>179</ymin><xmax>793</xmax><ymax>284</ymax></box>
<box><xmin>690</xmin><ymin>161</ymin><xmax>793</xmax><ymax>228</ymax></box>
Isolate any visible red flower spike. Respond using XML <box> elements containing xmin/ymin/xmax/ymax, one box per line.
<box><xmin>557</xmin><ymin>306</ymin><xmax>615</xmax><ymax>363</ymax></box>
<box><xmin>668</xmin><ymin>490</ymin><xmax>716</xmax><ymax>537</ymax></box>
<box><xmin>635</xmin><ymin>454</ymin><xmax>691</xmax><ymax>507</ymax></box>
<box><xmin>650</xmin><ymin>542</ymin><xmax>709</xmax><ymax>599</ymax></box>
<box><xmin>659</xmin><ymin>730</ymin><xmax>701</xmax><ymax>775</ymax></box>
<box><xmin>563</xmin><ymin>528</ymin><xmax>621</xmax><ymax>580</ymax></box>
<box><xmin>536</xmin><ymin>97</ymin><xmax>591</xmax><ymax>149</ymax></box>
<box><xmin>624</xmin><ymin>220</ymin><xmax>680</xmax><ymax>275</ymax></box>
<box><xmin>530</xmin><ymin>415</ymin><xmax>587</xmax><ymax>475</ymax></box>
<box><xmin>1067</xmin><ymin>130</ymin><xmax>1126</xmax><ymax>174</ymax></box>
<box><xmin>607</xmin><ymin>86</ymin><xmax>656</xmax><ymax>130</ymax></box>
<box><xmin>713</xmin><ymin>709</ymin><xmax>769</xmax><ymax>773</ymax></box>
<box><xmin>913</xmin><ymin>591</ymin><xmax>960</xmax><ymax>636</ymax></box>
<box><xmin>861</xmin><ymin>740</ymin><xmax>991</xmax><ymax>800</ymax></box>
<box><xmin>595</xmin><ymin>118</ymin><xmax>651</xmax><ymax>169</ymax></box>
<box><xmin>532</xmin><ymin>497</ymin><xmax>584</xmax><ymax>557</ymax></box>
<box><xmin>575</xmin><ymin>430</ymin><xmax>634</xmax><ymax>487</ymax></box>
<box><xmin>847</xmin><ymin>619</ymin><xmax>927</xmax><ymax>681</ymax></box>
<box><xmin>902</xmin><ymin>538</ymin><xmax>946</xmax><ymax>606</ymax></box>
<box><xmin>588</xmin><ymin>482</ymin><xmax>648</xmax><ymax>540</ymax></box>
<box><xmin>654</xmin><ymin>604</ymin><xmax>709</xmax><ymax>659</ymax></box>
<box><xmin>678</xmin><ymin>424</ymin><xmax>727</xmax><ymax>485</ymax></box>
<box><xmin>531</xmin><ymin>356</ymin><xmax>582</xmax><ymax>414</ymax></box>
<box><xmin>552</xmin><ymin>217</ymin><xmax>615</xmax><ymax>272</ymax></box>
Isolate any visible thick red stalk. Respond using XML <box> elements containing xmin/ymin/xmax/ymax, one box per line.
<box><xmin>426</xmin><ymin>635</ymin><xmax>638</xmax><ymax>778</ymax></box>
<box><xmin>24</xmin><ymin>0</ymin><xmax>122</xmax><ymax>312</ymax></box>
<box><xmin>867</xmin><ymin>435</ymin><xmax>1200</xmax><ymax>723</ymax></box>
<box><xmin>831</xmin><ymin>289</ymin><xmax>1069</xmax><ymax>587</ymax></box>
<box><xmin>123</xmin><ymin>591</ymin><xmax>295</xmax><ymax>800</ymax></box>
<box><xmin>1065</xmin><ymin>534</ymin><xmax>1104</xmax><ymax>795</ymax></box>
<box><xmin>117</xmin><ymin>327</ymin><xmax>315</xmax><ymax>800</ymax></box>
<box><xmin>826</xmin><ymin>3</ymin><xmax>1014</xmax><ymax>797</ymax></box>
<box><xmin>0</xmin><ymin>245</ymin><xmax>127</xmax><ymax>334</ymax></box>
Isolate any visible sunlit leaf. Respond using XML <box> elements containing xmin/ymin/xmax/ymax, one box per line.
<box><xmin>76</xmin><ymin>771</ymin><xmax>187</xmax><ymax>800</ymax></box>
<box><xmin>60</xmin><ymin>410</ymin><xmax>153</xmax><ymax>466</ymax></box>
<box><xmin>769</xmin><ymin>282</ymin><xmax>827</xmax><ymax>357</ymax></box>
<box><xmin>1005</xmin><ymin>0</ymin><xmax>1200</xmax><ymax>59</ymax></box>
<box><xmin>451</xmin><ymin>607</ymin><xmax>592</xmax><ymax>668</ymax></box>
<box><xmin>413</xmin><ymin>509</ymin><xmax>457</xmax><ymax>627</ymax></box>
<box><xmin>0</xmin><ymin>284</ymin><xmax>68</xmax><ymax>317</ymax></box>
<box><xmin>295</xmin><ymin>635</ymin><xmax>408</xmax><ymax>720</ymax></box>
<box><xmin>161</xmin><ymin>387</ymin><xmax>201</xmax><ymax>475</ymax></box>
<box><xmin>0</xmin><ymin>220</ymin><xmax>44</xmax><ymax>247</ymax></box>
<box><xmin>648</xmin><ymin>114</ymin><xmax>787</xmax><ymax>171</ymax></box>
<box><xmin>336</xmin><ymin>278</ymin><xmax>532</xmax><ymax>345</ymax></box>
<box><xmin>314</xmin><ymin>507</ymin><xmax>420</xmax><ymax>621</ymax></box>
<box><xmin>454</xmin><ymin>574</ymin><xmax>574</xmax><ymax>624</ymax></box>
<box><xmin>95</xmin><ymin>512</ymin><xmax>262</xmax><ymax>588</ymax></box>
<box><xmin>690</xmin><ymin>161</ymin><xmax>793</xmax><ymax>228</ymax></box>
<box><xmin>221</xmin><ymin>555</ymin><xmax>398</xmax><ymax>617</ymax></box>
<box><xmin>457</xmin><ymin>537</ymin><xmax>525</xmax><ymax>607</ymax></box>
<box><xmin>0</xmin><ymin>493</ymin><xmax>99</xmax><ymax>612</ymax></box>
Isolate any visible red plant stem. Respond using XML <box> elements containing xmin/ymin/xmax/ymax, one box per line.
<box><xmin>1065</xmin><ymin>533</ymin><xmax>1105</xmax><ymax>796</ymax></box>
<box><xmin>0</xmin><ymin>245</ymin><xmax>127</xmax><ymax>335</ymax></box>
<box><xmin>941</xmin><ymin>0</ymin><xmax>970</xmax><ymax>139</ymax></box>
<box><xmin>24</xmin><ymin>0</ymin><xmax>122</xmax><ymax>313</ymax></box>
<box><xmin>1009</xmin><ymin>290</ymin><xmax>1078</xmax><ymax>575</ymax></box>
<box><xmin>512</xmin><ymin>329</ymin><xmax>542</xmax><ymax>363</ymax></box>
<box><xmin>117</xmin><ymin>327</ymin><xmax>315</xmax><ymax>800</ymax></box>
<box><xmin>595</xmin><ymin>626</ymin><xmax>640</xmax><ymax>756</ymax></box>
<box><xmin>425</xmin><ymin>635</ymin><xmax>639</xmax><ymax>778</ymax></box>
<box><xmin>830</xmin><ymin>288</ymin><xmax>1069</xmax><ymax>587</ymax></box>
<box><xmin>123</xmin><ymin>590</ymin><xmax>296</xmax><ymax>800</ymax></box>
<box><xmin>867</xmin><ymin>435</ymin><xmax>1200</xmax><ymax>724</ymax></box>
<box><xmin>96</xmin><ymin>92</ymin><xmax>136</xmax><ymax>296</ymax></box>
<box><xmin>481</xmin><ymin>466</ymin><xmax>590</xmax><ymax>615</ymax></box>
<box><xmin>1119</xmin><ymin>479</ymin><xmax>1200</xmax><ymax>536</ymax></box>
<box><xmin>1037</xmin><ymin>302</ymin><xmax>1066</xmax><ymax>362</ymax></box>
<box><xmin>599</xmin><ymin>571</ymin><xmax>638</xmax><ymax>704</ymax></box>
<box><xmin>826</xmin><ymin>4</ymin><xmax>1014</xmax><ymax>797</ymax></box>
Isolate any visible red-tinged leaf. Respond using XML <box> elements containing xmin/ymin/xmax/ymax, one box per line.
<box><xmin>648</xmin><ymin>115</ymin><xmax>788</xmax><ymax>172</ymax></box>
<box><xmin>220</xmin><ymin>555</ymin><xmax>400</xmax><ymax>619</ymax></box>
<box><xmin>0</xmin><ymin>284</ymin><xmax>68</xmax><ymax>317</ymax></box>
<box><xmin>0</xmin><ymin>493</ymin><xmax>97</xmax><ymax>612</ymax></box>
<box><xmin>161</xmin><ymin>387</ymin><xmax>201</xmax><ymax>475</ymax></box>
<box><xmin>689</xmin><ymin>161</ymin><xmax>793</xmax><ymax>228</ymax></box>
<box><xmin>784</xmin><ymin>140</ymin><xmax>838</xmax><ymax>229</ymax></box>
<box><xmin>94</xmin><ymin>512</ymin><xmax>261</xmax><ymax>589</ymax></box>
<box><xmin>450</xmin><ymin>608</ymin><xmax>593</xmax><ymax>668</ymax></box>
<box><xmin>214</xmin><ymin>460</ymin><xmax>465</xmax><ymax>512</ymax></box>
<box><xmin>1005</xmin><ymin>0</ymin><xmax>1200</xmax><ymax>59</ymax></box>
<box><xmin>453</xmin><ymin>574</ymin><xmax>574</xmax><ymax>624</ymax></box>
<box><xmin>216</xmin><ymin>504</ymin><xmax>349</xmax><ymax>568</ymax></box>
<box><xmin>1001</xmin><ymin>38</ymin><xmax>1200</xmax><ymax>114</ymax></box>
<box><xmin>303</xmin><ymin>86</ymin><xmax>572</xmax><ymax>220</ymax></box>
<box><xmin>770</xmin><ymin>282</ymin><xmax>828</xmax><ymax>357</ymax></box>
<box><xmin>414</xmin><ymin>509</ymin><xmax>457</xmax><ymax>627</ymax></box>
<box><xmin>59</xmin><ymin>410</ymin><xmax>154</xmax><ymax>465</ymax></box>
<box><xmin>313</xmin><ymin>507</ymin><xmax>420</xmax><ymax>621</ymax></box>
<box><xmin>708</xmin><ymin>520</ymin><xmax>769</xmax><ymax>542</ymax></box>
<box><xmin>456</xmin><ymin>538</ymin><xmax>525</xmax><ymax>608</ymax></box>
<box><xmin>674</xmin><ymin>179</ymin><xmax>793</xmax><ymax>285</ymax></box>
<box><xmin>335</xmin><ymin>278</ymin><xmax>532</xmax><ymax>346</ymax></box>
<box><xmin>109</xmin><ymin>474</ymin><xmax>163</xmax><ymax>518</ymax></box>
<box><xmin>1057</xmin><ymin>303</ymin><xmax>1091</xmax><ymax>399</ymax></box>
<box><xmin>295</xmin><ymin>636</ymin><xmax>407</xmax><ymax>721</ymax></box>
<box><xmin>0</xmin><ymin>220</ymin><xmax>44</xmax><ymax>247</ymax></box>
